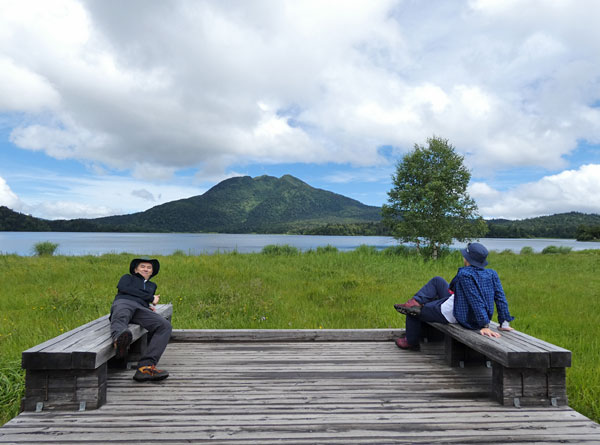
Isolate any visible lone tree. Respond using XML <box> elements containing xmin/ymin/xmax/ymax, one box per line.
<box><xmin>382</xmin><ymin>136</ymin><xmax>487</xmax><ymax>259</ymax></box>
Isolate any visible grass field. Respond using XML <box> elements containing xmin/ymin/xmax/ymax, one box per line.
<box><xmin>1</xmin><ymin>247</ymin><xmax>599</xmax><ymax>425</ymax></box>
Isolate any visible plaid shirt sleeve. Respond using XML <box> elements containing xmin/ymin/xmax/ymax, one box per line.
<box><xmin>490</xmin><ymin>270</ymin><xmax>515</xmax><ymax>324</ymax></box>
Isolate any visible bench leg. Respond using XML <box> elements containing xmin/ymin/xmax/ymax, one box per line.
<box><xmin>108</xmin><ymin>332</ymin><xmax>148</xmax><ymax>369</ymax></box>
<box><xmin>491</xmin><ymin>362</ymin><xmax>568</xmax><ymax>407</ymax></box>
<box><xmin>422</xmin><ymin>323</ymin><xmax>446</xmax><ymax>343</ymax></box>
<box><xmin>444</xmin><ymin>336</ymin><xmax>487</xmax><ymax>368</ymax></box>
<box><xmin>127</xmin><ymin>332</ymin><xmax>148</xmax><ymax>364</ymax></box>
<box><xmin>21</xmin><ymin>364</ymin><xmax>107</xmax><ymax>412</ymax></box>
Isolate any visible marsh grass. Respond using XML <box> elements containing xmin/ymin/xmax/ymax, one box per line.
<box><xmin>1</xmin><ymin>249</ymin><xmax>599</xmax><ymax>425</ymax></box>
<box><xmin>33</xmin><ymin>241</ymin><xmax>59</xmax><ymax>256</ymax></box>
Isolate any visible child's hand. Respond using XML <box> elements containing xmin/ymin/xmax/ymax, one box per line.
<box><xmin>498</xmin><ymin>321</ymin><xmax>514</xmax><ymax>332</ymax></box>
<box><xmin>152</xmin><ymin>295</ymin><xmax>160</xmax><ymax>305</ymax></box>
<box><xmin>480</xmin><ymin>327</ymin><xmax>501</xmax><ymax>338</ymax></box>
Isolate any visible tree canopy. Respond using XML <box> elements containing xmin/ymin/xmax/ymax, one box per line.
<box><xmin>382</xmin><ymin>136</ymin><xmax>487</xmax><ymax>258</ymax></box>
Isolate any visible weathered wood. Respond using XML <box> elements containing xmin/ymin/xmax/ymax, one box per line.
<box><xmin>21</xmin><ymin>364</ymin><xmax>108</xmax><ymax>412</ymax></box>
<box><xmin>492</xmin><ymin>363</ymin><xmax>568</xmax><ymax>406</ymax></box>
<box><xmin>425</xmin><ymin>320</ymin><xmax>571</xmax><ymax>408</ymax></box>
<box><xmin>20</xmin><ymin>304</ymin><xmax>172</xmax><ymax>412</ymax></box>
<box><xmin>171</xmin><ymin>328</ymin><xmax>405</xmax><ymax>342</ymax></box>
<box><xmin>22</xmin><ymin>304</ymin><xmax>172</xmax><ymax>370</ymax></box>
<box><xmin>2</xmin><ymin>340</ymin><xmax>599</xmax><ymax>444</ymax></box>
<box><xmin>428</xmin><ymin>322</ymin><xmax>553</xmax><ymax>368</ymax></box>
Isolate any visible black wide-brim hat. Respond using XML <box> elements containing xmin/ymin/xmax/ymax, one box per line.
<box><xmin>129</xmin><ymin>258</ymin><xmax>160</xmax><ymax>278</ymax></box>
<box><xmin>460</xmin><ymin>243</ymin><xmax>488</xmax><ymax>269</ymax></box>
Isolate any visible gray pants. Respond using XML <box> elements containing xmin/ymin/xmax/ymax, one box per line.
<box><xmin>110</xmin><ymin>299</ymin><xmax>172</xmax><ymax>367</ymax></box>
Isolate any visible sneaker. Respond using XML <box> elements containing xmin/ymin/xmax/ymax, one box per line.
<box><xmin>395</xmin><ymin>337</ymin><xmax>420</xmax><ymax>351</ymax></box>
<box><xmin>114</xmin><ymin>330</ymin><xmax>132</xmax><ymax>359</ymax></box>
<box><xmin>133</xmin><ymin>365</ymin><xmax>169</xmax><ymax>382</ymax></box>
<box><xmin>394</xmin><ymin>303</ymin><xmax>421</xmax><ymax>317</ymax></box>
<box><xmin>395</xmin><ymin>297</ymin><xmax>422</xmax><ymax>309</ymax></box>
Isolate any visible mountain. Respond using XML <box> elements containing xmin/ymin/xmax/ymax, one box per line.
<box><xmin>486</xmin><ymin>212</ymin><xmax>600</xmax><ymax>239</ymax></box>
<box><xmin>0</xmin><ymin>206</ymin><xmax>52</xmax><ymax>231</ymax></box>
<box><xmin>91</xmin><ymin>174</ymin><xmax>382</xmax><ymax>233</ymax></box>
<box><xmin>3</xmin><ymin>177</ymin><xmax>600</xmax><ymax>237</ymax></box>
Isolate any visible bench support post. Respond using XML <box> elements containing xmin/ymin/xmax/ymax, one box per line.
<box><xmin>444</xmin><ymin>335</ymin><xmax>487</xmax><ymax>368</ymax></box>
<box><xmin>491</xmin><ymin>362</ymin><xmax>568</xmax><ymax>407</ymax></box>
<box><xmin>21</xmin><ymin>364</ymin><xmax>108</xmax><ymax>412</ymax></box>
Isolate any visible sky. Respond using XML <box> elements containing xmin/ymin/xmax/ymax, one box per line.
<box><xmin>1</xmin><ymin>0</ymin><xmax>599</xmax><ymax>221</ymax></box>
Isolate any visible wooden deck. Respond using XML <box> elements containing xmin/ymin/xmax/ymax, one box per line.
<box><xmin>2</xmin><ymin>330</ymin><xmax>599</xmax><ymax>444</ymax></box>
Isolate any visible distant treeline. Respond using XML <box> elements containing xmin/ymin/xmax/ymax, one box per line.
<box><xmin>2</xmin><ymin>206</ymin><xmax>600</xmax><ymax>240</ymax></box>
<box><xmin>576</xmin><ymin>225</ymin><xmax>600</xmax><ymax>241</ymax></box>
<box><xmin>291</xmin><ymin>222</ymin><xmax>391</xmax><ymax>236</ymax></box>
<box><xmin>485</xmin><ymin>212</ymin><xmax>600</xmax><ymax>241</ymax></box>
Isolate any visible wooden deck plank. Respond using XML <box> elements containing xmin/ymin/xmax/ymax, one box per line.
<box><xmin>3</xmin><ymin>335</ymin><xmax>599</xmax><ymax>444</ymax></box>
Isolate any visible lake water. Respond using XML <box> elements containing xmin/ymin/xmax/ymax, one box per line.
<box><xmin>1</xmin><ymin>232</ymin><xmax>599</xmax><ymax>256</ymax></box>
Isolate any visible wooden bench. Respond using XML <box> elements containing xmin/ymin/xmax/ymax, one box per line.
<box><xmin>423</xmin><ymin>321</ymin><xmax>571</xmax><ymax>407</ymax></box>
<box><xmin>20</xmin><ymin>304</ymin><xmax>172</xmax><ymax>412</ymax></box>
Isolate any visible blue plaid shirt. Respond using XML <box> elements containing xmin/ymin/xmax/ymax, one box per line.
<box><xmin>449</xmin><ymin>266</ymin><xmax>514</xmax><ymax>330</ymax></box>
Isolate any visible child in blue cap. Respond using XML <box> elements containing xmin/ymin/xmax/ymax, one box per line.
<box><xmin>394</xmin><ymin>242</ymin><xmax>514</xmax><ymax>350</ymax></box>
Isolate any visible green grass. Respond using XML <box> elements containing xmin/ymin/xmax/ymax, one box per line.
<box><xmin>1</xmin><ymin>249</ymin><xmax>599</xmax><ymax>425</ymax></box>
<box><xmin>32</xmin><ymin>241</ymin><xmax>59</xmax><ymax>256</ymax></box>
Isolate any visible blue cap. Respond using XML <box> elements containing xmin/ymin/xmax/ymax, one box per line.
<box><xmin>460</xmin><ymin>243</ymin><xmax>488</xmax><ymax>268</ymax></box>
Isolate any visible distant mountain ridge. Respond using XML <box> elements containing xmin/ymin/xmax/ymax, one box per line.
<box><xmin>0</xmin><ymin>175</ymin><xmax>382</xmax><ymax>233</ymax></box>
<box><xmin>1</xmin><ymin>175</ymin><xmax>600</xmax><ymax>239</ymax></box>
<box><xmin>92</xmin><ymin>174</ymin><xmax>382</xmax><ymax>232</ymax></box>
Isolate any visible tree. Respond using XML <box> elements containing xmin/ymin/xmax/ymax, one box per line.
<box><xmin>382</xmin><ymin>136</ymin><xmax>487</xmax><ymax>259</ymax></box>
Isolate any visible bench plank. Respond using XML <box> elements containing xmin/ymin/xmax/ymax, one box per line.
<box><xmin>428</xmin><ymin>322</ymin><xmax>551</xmax><ymax>368</ymax></box>
<box><xmin>21</xmin><ymin>304</ymin><xmax>172</xmax><ymax>412</ymax></box>
<box><xmin>424</xmin><ymin>320</ymin><xmax>571</xmax><ymax>406</ymax></box>
<box><xmin>22</xmin><ymin>304</ymin><xmax>172</xmax><ymax>370</ymax></box>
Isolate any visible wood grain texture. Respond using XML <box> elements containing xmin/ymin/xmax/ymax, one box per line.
<box><xmin>3</xmin><ymin>338</ymin><xmax>598</xmax><ymax>444</ymax></box>
<box><xmin>427</xmin><ymin>321</ymin><xmax>571</xmax><ymax>369</ymax></box>
<box><xmin>171</xmin><ymin>328</ymin><xmax>405</xmax><ymax>342</ymax></box>
<box><xmin>22</xmin><ymin>304</ymin><xmax>173</xmax><ymax>370</ymax></box>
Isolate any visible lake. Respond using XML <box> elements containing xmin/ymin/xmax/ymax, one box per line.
<box><xmin>1</xmin><ymin>232</ymin><xmax>599</xmax><ymax>256</ymax></box>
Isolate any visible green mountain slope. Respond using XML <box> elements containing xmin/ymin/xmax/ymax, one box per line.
<box><xmin>486</xmin><ymin>212</ymin><xmax>600</xmax><ymax>239</ymax></box>
<box><xmin>92</xmin><ymin>174</ymin><xmax>382</xmax><ymax>232</ymax></box>
<box><xmin>0</xmin><ymin>206</ymin><xmax>52</xmax><ymax>231</ymax></box>
<box><xmin>3</xmin><ymin>177</ymin><xmax>600</xmax><ymax>238</ymax></box>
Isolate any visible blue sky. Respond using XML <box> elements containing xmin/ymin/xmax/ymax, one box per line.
<box><xmin>1</xmin><ymin>0</ymin><xmax>599</xmax><ymax>221</ymax></box>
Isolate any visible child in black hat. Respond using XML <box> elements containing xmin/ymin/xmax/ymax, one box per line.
<box><xmin>110</xmin><ymin>258</ymin><xmax>172</xmax><ymax>381</ymax></box>
<box><xmin>393</xmin><ymin>242</ymin><xmax>514</xmax><ymax>351</ymax></box>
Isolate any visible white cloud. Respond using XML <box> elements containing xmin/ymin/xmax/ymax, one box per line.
<box><xmin>472</xmin><ymin>164</ymin><xmax>600</xmax><ymax>219</ymax></box>
<box><xmin>324</xmin><ymin>168</ymin><xmax>393</xmax><ymax>184</ymax></box>
<box><xmin>29</xmin><ymin>201</ymin><xmax>114</xmax><ymax>220</ymax></box>
<box><xmin>0</xmin><ymin>0</ymin><xmax>600</xmax><ymax>218</ymax></box>
<box><xmin>0</xmin><ymin>57</ymin><xmax>60</xmax><ymax>112</ymax></box>
<box><xmin>0</xmin><ymin>176</ymin><xmax>23</xmax><ymax>210</ymax></box>
<box><xmin>0</xmin><ymin>0</ymin><xmax>596</xmax><ymax>174</ymax></box>
<box><xmin>1</xmin><ymin>172</ymin><xmax>206</xmax><ymax>219</ymax></box>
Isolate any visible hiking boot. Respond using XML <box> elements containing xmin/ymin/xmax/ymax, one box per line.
<box><xmin>395</xmin><ymin>337</ymin><xmax>420</xmax><ymax>351</ymax></box>
<box><xmin>394</xmin><ymin>303</ymin><xmax>422</xmax><ymax>317</ymax></box>
<box><xmin>114</xmin><ymin>330</ymin><xmax>132</xmax><ymax>359</ymax></box>
<box><xmin>133</xmin><ymin>365</ymin><xmax>169</xmax><ymax>382</ymax></box>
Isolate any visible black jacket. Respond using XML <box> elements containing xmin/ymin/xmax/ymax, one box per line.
<box><xmin>114</xmin><ymin>273</ymin><xmax>157</xmax><ymax>307</ymax></box>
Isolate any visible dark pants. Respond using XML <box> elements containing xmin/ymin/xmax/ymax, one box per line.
<box><xmin>405</xmin><ymin>276</ymin><xmax>451</xmax><ymax>346</ymax></box>
<box><xmin>110</xmin><ymin>299</ymin><xmax>172</xmax><ymax>367</ymax></box>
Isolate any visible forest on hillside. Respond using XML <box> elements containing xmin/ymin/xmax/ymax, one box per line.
<box><xmin>2</xmin><ymin>206</ymin><xmax>600</xmax><ymax>241</ymax></box>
